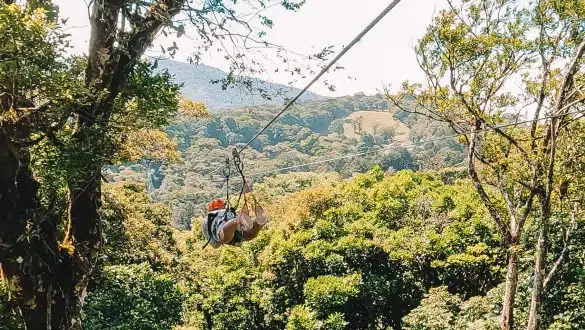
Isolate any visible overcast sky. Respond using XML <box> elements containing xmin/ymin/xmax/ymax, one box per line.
<box><xmin>54</xmin><ymin>0</ymin><xmax>448</xmax><ymax>97</ymax></box>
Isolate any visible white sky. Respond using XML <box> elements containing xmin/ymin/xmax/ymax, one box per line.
<box><xmin>54</xmin><ymin>0</ymin><xmax>449</xmax><ymax>97</ymax></box>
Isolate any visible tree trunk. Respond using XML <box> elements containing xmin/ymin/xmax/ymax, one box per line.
<box><xmin>5</xmin><ymin>259</ymin><xmax>87</xmax><ymax>330</ymax></box>
<box><xmin>466</xmin><ymin>127</ymin><xmax>518</xmax><ymax>330</ymax></box>
<box><xmin>1</xmin><ymin>136</ymin><xmax>40</xmax><ymax>329</ymax></box>
<box><xmin>526</xmin><ymin>229</ymin><xmax>546</xmax><ymax>330</ymax></box>
<box><xmin>66</xmin><ymin>168</ymin><xmax>103</xmax><ymax>329</ymax></box>
<box><xmin>501</xmin><ymin>248</ymin><xmax>519</xmax><ymax>330</ymax></box>
<box><xmin>526</xmin><ymin>204</ymin><xmax>550</xmax><ymax>330</ymax></box>
<box><xmin>0</xmin><ymin>132</ymin><xmax>48</xmax><ymax>329</ymax></box>
<box><xmin>1</xmin><ymin>127</ymin><xmax>101</xmax><ymax>329</ymax></box>
<box><xmin>1</xmin><ymin>1</ymin><xmax>186</xmax><ymax>327</ymax></box>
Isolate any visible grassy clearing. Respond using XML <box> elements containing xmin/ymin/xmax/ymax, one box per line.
<box><xmin>341</xmin><ymin>110</ymin><xmax>411</xmax><ymax>144</ymax></box>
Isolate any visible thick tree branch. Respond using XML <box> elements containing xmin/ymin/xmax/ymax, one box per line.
<box><xmin>543</xmin><ymin>201</ymin><xmax>578</xmax><ymax>289</ymax></box>
<box><xmin>468</xmin><ymin>125</ymin><xmax>512</xmax><ymax>242</ymax></box>
<box><xmin>497</xmin><ymin>172</ymin><xmax>519</xmax><ymax>232</ymax></box>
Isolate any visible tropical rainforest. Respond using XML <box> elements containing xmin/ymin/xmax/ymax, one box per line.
<box><xmin>1</xmin><ymin>0</ymin><xmax>585</xmax><ymax>330</ymax></box>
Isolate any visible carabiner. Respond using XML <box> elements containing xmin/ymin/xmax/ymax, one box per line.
<box><xmin>222</xmin><ymin>157</ymin><xmax>231</xmax><ymax>179</ymax></box>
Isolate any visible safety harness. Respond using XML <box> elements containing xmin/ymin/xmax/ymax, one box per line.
<box><xmin>202</xmin><ymin>150</ymin><xmax>249</xmax><ymax>249</ymax></box>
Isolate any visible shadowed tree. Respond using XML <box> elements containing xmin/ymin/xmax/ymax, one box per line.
<box><xmin>0</xmin><ymin>0</ymin><xmax>328</xmax><ymax>328</ymax></box>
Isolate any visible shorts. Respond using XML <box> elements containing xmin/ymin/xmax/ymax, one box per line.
<box><xmin>203</xmin><ymin>209</ymin><xmax>244</xmax><ymax>247</ymax></box>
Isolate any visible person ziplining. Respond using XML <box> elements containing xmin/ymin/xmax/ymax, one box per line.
<box><xmin>201</xmin><ymin>151</ymin><xmax>269</xmax><ymax>248</ymax></box>
<box><xmin>201</xmin><ymin>195</ymin><xmax>268</xmax><ymax>248</ymax></box>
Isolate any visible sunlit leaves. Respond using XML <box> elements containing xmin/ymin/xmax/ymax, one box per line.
<box><xmin>403</xmin><ymin>286</ymin><xmax>462</xmax><ymax>330</ymax></box>
<box><xmin>286</xmin><ymin>305</ymin><xmax>319</xmax><ymax>330</ymax></box>
<box><xmin>177</xmin><ymin>168</ymin><xmax>506</xmax><ymax>329</ymax></box>
<box><xmin>85</xmin><ymin>264</ymin><xmax>185</xmax><ymax>330</ymax></box>
<box><xmin>115</xmin><ymin>129</ymin><xmax>181</xmax><ymax>164</ymax></box>
<box><xmin>0</xmin><ymin>3</ymin><xmax>83</xmax><ymax>134</ymax></box>
<box><xmin>304</xmin><ymin>273</ymin><xmax>361</xmax><ymax>317</ymax></box>
<box><xmin>101</xmin><ymin>182</ymin><xmax>180</xmax><ymax>271</ymax></box>
<box><xmin>403</xmin><ymin>284</ymin><xmax>503</xmax><ymax>330</ymax></box>
<box><xmin>178</xmin><ymin>98</ymin><xmax>209</xmax><ymax>118</ymax></box>
<box><xmin>113</xmin><ymin>61</ymin><xmax>182</xmax><ymax>131</ymax></box>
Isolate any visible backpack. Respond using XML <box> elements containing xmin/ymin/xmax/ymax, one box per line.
<box><xmin>202</xmin><ymin>207</ymin><xmax>237</xmax><ymax>249</ymax></box>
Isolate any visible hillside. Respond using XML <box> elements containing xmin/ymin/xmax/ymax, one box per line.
<box><xmin>105</xmin><ymin>93</ymin><xmax>466</xmax><ymax>229</ymax></box>
<box><xmin>156</xmin><ymin>60</ymin><xmax>324</xmax><ymax>110</ymax></box>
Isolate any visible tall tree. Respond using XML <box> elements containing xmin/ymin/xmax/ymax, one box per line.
<box><xmin>0</xmin><ymin>0</ymin><xmax>319</xmax><ymax>328</ymax></box>
<box><xmin>525</xmin><ymin>2</ymin><xmax>585</xmax><ymax>328</ymax></box>
<box><xmin>388</xmin><ymin>0</ymin><xmax>585</xmax><ymax>329</ymax></box>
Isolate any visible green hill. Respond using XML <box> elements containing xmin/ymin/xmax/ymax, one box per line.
<box><xmin>106</xmin><ymin>93</ymin><xmax>465</xmax><ymax>229</ymax></box>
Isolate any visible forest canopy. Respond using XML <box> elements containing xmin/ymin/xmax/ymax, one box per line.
<box><xmin>1</xmin><ymin>0</ymin><xmax>585</xmax><ymax>329</ymax></box>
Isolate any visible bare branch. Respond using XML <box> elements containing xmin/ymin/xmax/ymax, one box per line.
<box><xmin>552</xmin><ymin>38</ymin><xmax>585</xmax><ymax>117</ymax></box>
<box><xmin>516</xmin><ymin>189</ymin><xmax>536</xmax><ymax>235</ymax></box>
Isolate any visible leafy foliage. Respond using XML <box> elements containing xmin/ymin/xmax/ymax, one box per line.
<box><xmin>100</xmin><ymin>182</ymin><xmax>181</xmax><ymax>271</ymax></box>
<box><xmin>115</xmin><ymin>129</ymin><xmax>182</xmax><ymax>164</ymax></box>
<box><xmin>77</xmin><ymin>165</ymin><xmax>585</xmax><ymax>330</ymax></box>
<box><xmin>0</xmin><ymin>0</ymin><xmax>385</xmax><ymax>328</ymax></box>
<box><xmin>304</xmin><ymin>273</ymin><xmax>361</xmax><ymax>317</ymax></box>
<box><xmin>389</xmin><ymin>0</ymin><xmax>585</xmax><ymax>327</ymax></box>
<box><xmin>178</xmin><ymin>98</ymin><xmax>209</xmax><ymax>118</ymax></box>
<box><xmin>84</xmin><ymin>264</ymin><xmax>185</xmax><ymax>330</ymax></box>
<box><xmin>83</xmin><ymin>182</ymin><xmax>184</xmax><ymax>329</ymax></box>
<box><xmin>403</xmin><ymin>285</ymin><xmax>501</xmax><ymax>330</ymax></box>
<box><xmin>176</xmin><ymin>168</ymin><xmax>507</xmax><ymax>329</ymax></box>
<box><xmin>0</xmin><ymin>280</ymin><xmax>23</xmax><ymax>330</ymax></box>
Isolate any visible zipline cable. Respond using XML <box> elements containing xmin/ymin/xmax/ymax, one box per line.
<box><xmin>245</xmin><ymin>109</ymin><xmax>585</xmax><ymax>177</ymax></box>
<box><xmin>236</xmin><ymin>0</ymin><xmax>404</xmax><ymax>155</ymax></box>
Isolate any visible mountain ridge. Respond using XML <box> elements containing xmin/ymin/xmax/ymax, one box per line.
<box><xmin>156</xmin><ymin>60</ymin><xmax>325</xmax><ymax>110</ymax></box>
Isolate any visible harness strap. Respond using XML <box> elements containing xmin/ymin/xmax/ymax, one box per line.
<box><xmin>202</xmin><ymin>212</ymin><xmax>216</xmax><ymax>249</ymax></box>
<box><xmin>223</xmin><ymin>157</ymin><xmax>231</xmax><ymax>209</ymax></box>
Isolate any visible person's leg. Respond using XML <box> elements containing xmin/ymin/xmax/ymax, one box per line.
<box><xmin>238</xmin><ymin>202</ymin><xmax>253</xmax><ymax>229</ymax></box>
<box><xmin>219</xmin><ymin>205</ymin><xmax>253</xmax><ymax>243</ymax></box>
<box><xmin>242</xmin><ymin>222</ymin><xmax>264</xmax><ymax>240</ymax></box>
<box><xmin>242</xmin><ymin>198</ymin><xmax>269</xmax><ymax>241</ymax></box>
<box><xmin>218</xmin><ymin>219</ymin><xmax>239</xmax><ymax>243</ymax></box>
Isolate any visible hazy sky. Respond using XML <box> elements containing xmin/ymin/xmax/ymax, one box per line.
<box><xmin>54</xmin><ymin>0</ymin><xmax>448</xmax><ymax>96</ymax></box>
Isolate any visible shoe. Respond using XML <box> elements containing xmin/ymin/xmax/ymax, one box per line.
<box><xmin>254</xmin><ymin>204</ymin><xmax>269</xmax><ymax>225</ymax></box>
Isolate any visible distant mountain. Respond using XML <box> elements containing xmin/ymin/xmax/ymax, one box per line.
<box><xmin>156</xmin><ymin>60</ymin><xmax>325</xmax><ymax>110</ymax></box>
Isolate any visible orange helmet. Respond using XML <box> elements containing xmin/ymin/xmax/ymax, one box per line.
<box><xmin>208</xmin><ymin>198</ymin><xmax>226</xmax><ymax>211</ymax></box>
